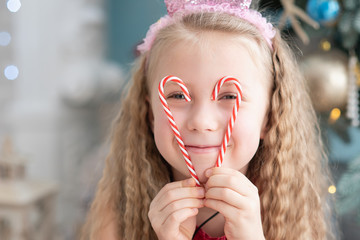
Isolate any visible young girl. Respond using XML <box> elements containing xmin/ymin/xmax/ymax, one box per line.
<box><xmin>82</xmin><ymin>0</ymin><xmax>334</xmax><ymax>239</ymax></box>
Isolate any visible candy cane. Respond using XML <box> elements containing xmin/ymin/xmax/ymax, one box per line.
<box><xmin>158</xmin><ymin>75</ymin><xmax>201</xmax><ymax>186</ymax></box>
<box><xmin>212</xmin><ymin>76</ymin><xmax>243</xmax><ymax>167</ymax></box>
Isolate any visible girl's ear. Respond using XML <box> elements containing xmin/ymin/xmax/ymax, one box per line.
<box><xmin>146</xmin><ymin>96</ymin><xmax>154</xmax><ymax>132</ymax></box>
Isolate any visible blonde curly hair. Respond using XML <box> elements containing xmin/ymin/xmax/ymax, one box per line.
<box><xmin>81</xmin><ymin>12</ymin><xmax>334</xmax><ymax>240</ymax></box>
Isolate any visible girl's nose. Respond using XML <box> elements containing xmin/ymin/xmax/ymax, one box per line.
<box><xmin>186</xmin><ymin>102</ymin><xmax>220</xmax><ymax>132</ymax></box>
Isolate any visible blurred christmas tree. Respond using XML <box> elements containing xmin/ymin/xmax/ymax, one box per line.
<box><xmin>265</xmin><ymin>0</ymin><xmax>360</xmax><ymax>125</ymax></box>
<box><xmin>260</xmin><ymin>0</ymin><xmax>360</xmax><ymax>238</ymax></box>
<box><xmin>261</xmin><ymin>0</ymin><xmax>360</xmax><ymax>56</ymax></box>
<box><xmin>337</xmin><ymin>155</ymin><xmax>360</xmax><ymax>223</ymax></box>
<box><xmin>337</xmin><ymin>0</ymin><xmax>360</xmax><ymax>51</ymax></box>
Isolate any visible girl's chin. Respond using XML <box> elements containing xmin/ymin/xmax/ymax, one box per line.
<box><xmin>173</xmin><ymin>162</ymin><xmax>215</xmax><ymax>184</ymax></box>
<box><xmin>172</xmin><ymin>156</ymin><xmax>221</xmax><ymax>184</ymax></box>
<box><xmin>193</xmin><ymin>162</ymin><xmax>217</xmax><ymax>184</ymax></box>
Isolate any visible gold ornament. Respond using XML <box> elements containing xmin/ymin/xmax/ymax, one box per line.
<box><xmin>301</xmin><ymin>50</ymin><xmax>348</xmax><ymax>112</ymax></box>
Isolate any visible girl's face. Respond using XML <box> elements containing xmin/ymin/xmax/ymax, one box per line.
<box><xmin>149</xmin><ymin>32</ymin><xmax>271</xmax><ymax>183</ymax></box>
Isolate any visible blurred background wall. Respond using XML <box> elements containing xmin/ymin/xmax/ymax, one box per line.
<box><xmin>0</xmin><ymin>0</ymin><xmax>359</xmax><ymax>239</ymax></box>
<box><xmin>0</xmin><ymin>0</ymin><xmax>168</xmax><ymax>239</ymax></box>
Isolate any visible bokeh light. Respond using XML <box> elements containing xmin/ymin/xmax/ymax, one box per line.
<box><xmin>320</xmin><ymin>39</ymin><xmax>331</xmax><ymax>51</ymax></box>
<box><xmin>328</xmin><ymin>185</ymin><xmax>336</xmax><ymax>194</ymax></box>
<box><xmin>7</xmin><ymin>0</ymin><xmax>22</xmax><ymax>13</ymax></box>
<box><xmin>0</xmin><ymin>32</ymin><xmax>11</xmax><ymax>46</ymax></box>
<box><xmin>329</xmin><ymin>108</ymin><xmax>341</xmax><ymax>124</ymax></box>
<box><xmin>4</xmin><ymin>65</ymin><xmax>19</xmax><ymax>80</ymax></box>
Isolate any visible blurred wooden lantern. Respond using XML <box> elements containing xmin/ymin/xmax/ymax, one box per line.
<box><xmin>0</xmin><ymin>137</ymin><xmax>26</xmax><ymax>181</ymax></box>
<box><xmin>0</xmin><ymin>137</ymin><xmax>57</xmax><ymax>240</ymax></box>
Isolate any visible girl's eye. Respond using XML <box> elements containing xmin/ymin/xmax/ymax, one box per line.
<box><xmin>219</xmin><ymin>94</ymin><xmax>237</xmax><ymax>100</ymax></box>
<box><xmin>167</xmin><ymin>92</ymin><xmax>186</xmax><ymax>100</ymax></box>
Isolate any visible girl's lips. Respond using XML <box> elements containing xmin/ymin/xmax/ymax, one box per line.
<box><xmin>185</xmin><ymin>145</ymin><xmax>221</xmax><ymax>154</ymax></box>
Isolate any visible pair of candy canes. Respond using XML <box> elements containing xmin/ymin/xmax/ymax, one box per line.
<box><xmin>159</xmin><ymin>75</ymin><xmax>242</xmax><ymax>186</ymax></box>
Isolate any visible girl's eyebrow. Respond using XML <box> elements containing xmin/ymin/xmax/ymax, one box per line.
<box><xmin>164</xmin><ymin>77</ymin><xmax>250</xmax><ymax>92</ymax></box>
<box><xmin>164</xmin><ymin>81</ymin><xmax>183</xmax><ymax>88</ymax></box>
<box><xmin>220</xmin><ymin>78</ymin><xmax>248</xmax><ymax>90</ymax></box>
<box><xmin>162</xmin><ymin>81</ymin><xmax>187</xmax><ymax>94</ymax></box>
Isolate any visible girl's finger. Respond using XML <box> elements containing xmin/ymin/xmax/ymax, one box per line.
<box><xmin>203</xmin><ymin>198</ymin><xmax>239</xmax><ymax>220</ymax></box>
<box><xmin>163</xmin><ymin>207</ymin><xmax>198</xmax><ymax>231</ymax></box>
<box><xmin>157</xmin><ymin>186</ymin><xmax>205</xmax><ymax>211</ymax></box>
<box><xmin>205</xmin><ymin>186</ymin><xmax>247</xmax><ymax>209</ymax></box>
<box><xmin>154</xmin><ymin>178</ymin><xmax>196</xmax><ymax>202</ymax></box>
<box><xmin>207</xmin><ymin>167</ymin><xmax>254</xmax><ymax>186</ymax></box>
<box><xmin>159</xmin><ymin>198</ymin><xmax>204</xmax><ymax>225</ymax></box>
<box><xmin>205</xmin><ymin>169</ymin><xmax>258</xmax><ymax>195</ymax></box>
<box><xmin>151</xmin><ymin>178</ymin><xmax>203</xmax><ymax>211</ymax></box>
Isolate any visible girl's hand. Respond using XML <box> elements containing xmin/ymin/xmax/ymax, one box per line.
<box><xmin>204</xmin><ymin>167</ymin><xmax>265</xmax><ymax>240</ymax></box>
<box><xmin>148</xmin><ymin>178</ymin><xmax>205</xmax><ymax>240</ymax></box>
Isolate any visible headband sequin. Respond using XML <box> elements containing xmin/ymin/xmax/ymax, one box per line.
<box><xmin>137</xmin><ymin>0</ymin><xmax>276</xmax><ymax>53</ymax></box>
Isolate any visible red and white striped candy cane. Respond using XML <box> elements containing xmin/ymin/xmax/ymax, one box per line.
<box><xmin>158</xmin><ymin>75</ymin><xmax>201</xmax><ymax>186</ymax></box>
<box><xmin>212</xmin><ymin>76</ymin><xmax>243</xmax><ymax>167</ymax></box>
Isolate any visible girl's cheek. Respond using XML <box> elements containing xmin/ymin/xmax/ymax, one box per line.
<box><xmin>169</xmin><ymin>108</ymin><xmax>188</xmax><ymax>126</ymax></box>
<box><xmin>153</xmin><ymin>101</ymin><xmax>171</xmax><ymax>125</ymax></box>
<box><xmin>232</xmin><ymin>118</ymin><xmax>260</xmax><ymax>139</ymax></box>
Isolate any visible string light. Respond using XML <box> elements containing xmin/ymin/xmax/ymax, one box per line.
<box><xmin>328</xmin><ymin>185</ymin><xmax>336</xmax><ymax>194</ymax></box>
<box><xmin>4</xmin><ymin>65</ymin><xmax>19</xmax><ymax>80</ymax></box>
<box><xmin>4</xmin><ymin>1</ymin><xmax>20</xmax><ymax>81</ymax></box>
<box><xmin>7</xmin><ymin>0</ymin><xmax>21</xmax><ymax>13</ymax></box>
<box><xmin>328</xmin><ymin>108</ymin><xmax>341</xmax><ymax>124</ymax></box>
<box><xmin>347</xmin><ymin>54</ymin><xmax>360</xmax><ymax>126</ymax></box>
<box><xmin>355</xmin><ymin>63</ymin><xmax>360</xmax><ymax>86</ymax></box>
<box><xmin>0</xmin><ymin>32</ymin><xmax>11</xmax><ymax>46</ymax></box>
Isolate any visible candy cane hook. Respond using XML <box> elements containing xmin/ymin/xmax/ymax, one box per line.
<box><xmin>158</xmin><ymin>75</ymin><xmax>201</xmax><ymax>186</ymax></box>
<box><xmin>212</xmin><ymin>76</ymin><xmax>243</xmax><ymax>167</ymax></box>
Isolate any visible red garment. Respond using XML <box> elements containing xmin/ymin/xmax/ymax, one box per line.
<box><xmin>193</xmin><ymin>228</ymin><xmax>226</xmax><ymax>240</ymax></box>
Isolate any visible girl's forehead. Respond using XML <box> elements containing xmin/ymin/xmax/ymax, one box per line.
<box><xmin>152</xmin><ymin>38</ymin><xmax>264</xmax><ymax>80</ymax></box>
<box><xmin>146</xmin><ymin>32</ymin><xmax>272</xmax><ymax>98</ymax></box>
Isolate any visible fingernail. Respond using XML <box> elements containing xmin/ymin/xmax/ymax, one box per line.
<box><xmin>205</xmin><ymin>168</ymin><xmax>212</xmax><ymax>177</ymax></box>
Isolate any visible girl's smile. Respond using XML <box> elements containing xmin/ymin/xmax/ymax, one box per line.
<box><xmin>185</xmin><ymin>144</ymin><xmax>221</xmax><ymax>154</ymax></box>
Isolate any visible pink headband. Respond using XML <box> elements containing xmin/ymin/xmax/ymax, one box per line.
<box><xmin>137</xmin><ymin>0</ymin><xmax>276</xmax><ymax>54</ymax></box>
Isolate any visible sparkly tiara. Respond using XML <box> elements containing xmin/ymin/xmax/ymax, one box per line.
<box><xmin>137</xmin><ymin>0</ymin><xmax>276</xmax><ymax>53</ymax></box>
